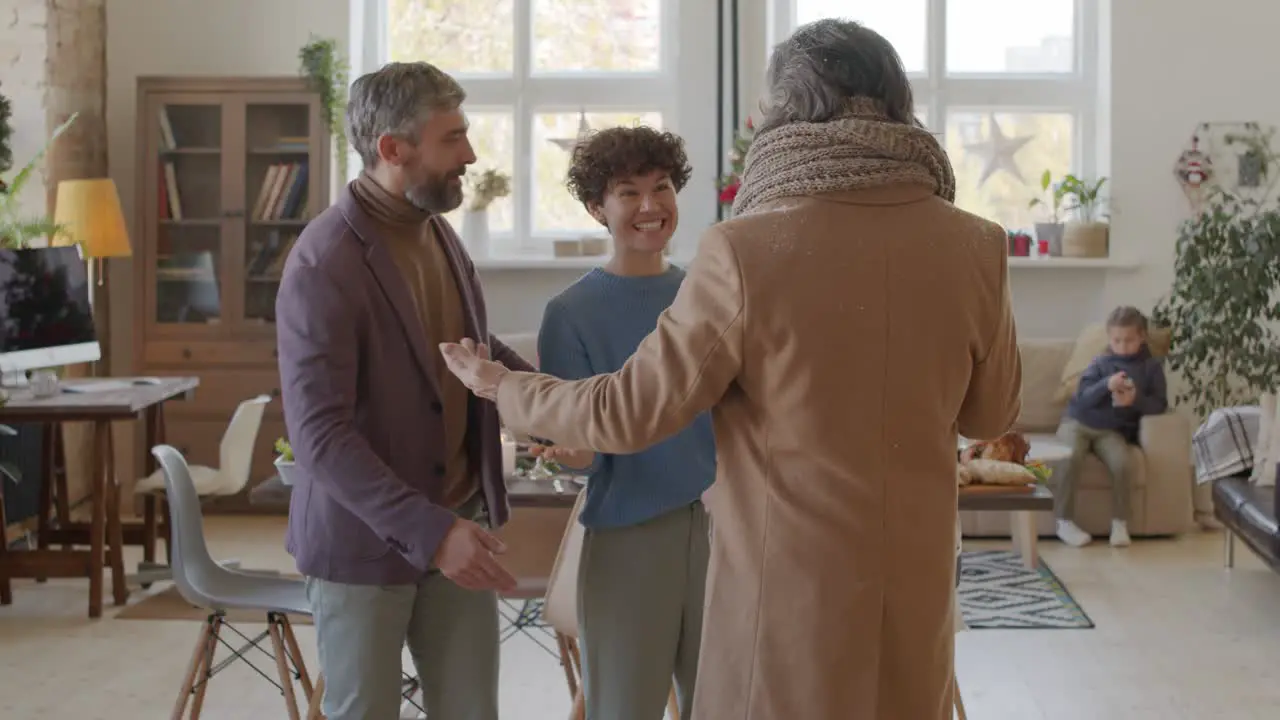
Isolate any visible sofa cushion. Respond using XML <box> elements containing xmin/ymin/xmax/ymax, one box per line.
<box><xmin>1053</xmin><ymin>322</ymin><xmax>1172</xmax><ymax>404</ymax></box>
<box><xmin>1016</xmin><ymin>340</ymin><xmax>1073</xmax><ymax>432</ymax></box>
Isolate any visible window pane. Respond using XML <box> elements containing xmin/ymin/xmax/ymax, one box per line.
<box><xmin>945</xmin><ymin>110</ymin><xmax>1073</xmax><ymax>231</ymax></box>
<box><xmin>793</xmin><ymin>0</ymin><xmax>926</xmax><ymax>74</ymax></box>
<box><xmin>946</xmin><ymin>0</ymin><xmax>1074</xmax><ymax>73</ymax></box>
<box><xmin>533</xmin><ymin>111</ymin><xmax>664</xmax><ymax>233</ymax></box>
<box><xmin>387</xmin><ymin>0</ymin><xmax>513</xmax><ymax>74</ymax></box>
<box><xmin>441</xmin><ymin>111</ymin><xmax>515</xmax><ymax>233</ymax></box>
<box><xmin>533</xmin><ymin>0</ymin><xmax>660</xmax><ymax>73</ymax></box>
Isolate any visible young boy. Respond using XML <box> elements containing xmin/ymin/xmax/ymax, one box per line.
<box><xmin>1056</xmin><ymin>306</ymin><xmax>1168</xmax><ymax>548</ymax></box>
<box><xmin>533</xmin><ymin>126</ymin><xmax>713</xmax><ymax>720</ymax></box>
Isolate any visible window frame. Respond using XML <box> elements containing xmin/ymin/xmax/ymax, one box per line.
<box><xmin>355</xmin><ymin>0</ymin><xmax>719</xmax><ymax>260</ymax></box>
<box><xmin>768</xmin><ymin>0</ymin><xmax>1101</xmax><ymax>198</ymax></box>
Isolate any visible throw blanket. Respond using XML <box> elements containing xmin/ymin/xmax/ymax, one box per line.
<box><xmin>732</xmin><ymin>96</ymin><xmax>956</xmax><ymax>216</ymax></box>
<box><xmin>1193</xmin><ymin>406</ymin><xmax>1263</xmax><ymax>484</ymax></box>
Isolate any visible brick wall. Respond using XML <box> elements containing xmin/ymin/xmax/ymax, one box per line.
<box><xmin>0</xmin><ymin>0</ymin><xmax>49</xmax><ymax>215</ymax></box>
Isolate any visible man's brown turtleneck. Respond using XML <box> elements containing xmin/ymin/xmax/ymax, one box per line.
<box><xmin>351</xmin><ymin>172</ymin><xmax>475</xmax><ymax>509</ymax></box>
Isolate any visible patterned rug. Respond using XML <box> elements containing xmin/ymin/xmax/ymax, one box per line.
<box><xmin>958</xmin><ymin>550</ymin><xmax>1094</xmax><ymax>630</ymax></box>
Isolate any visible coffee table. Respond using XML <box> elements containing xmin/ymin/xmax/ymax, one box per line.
<box><xmin>959</xmin><ymin>434</ymin><xmax>1073</xmax><ymax>568</ymax></box>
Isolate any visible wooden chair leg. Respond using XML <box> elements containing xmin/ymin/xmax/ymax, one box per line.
<box><xmin>280</xmin><ymin>615</ymin><xmax>314</xmax><ymax>698</ymax></box>
<box><xmin>187</xmin><ymin>615</ymin><xmax>222</xmax><ymax>719</ymax></box>
<box><xmin>555</xmin><ymin>633</ymin><xmax>579</xmax><ymax>698</ymax></box>
<box><xmin>953</xmin><ymin>672</ymin><xmax>967</xmax><ymax>720</ymax></box>
<box><xmin>667</xmin><ymin>686</ymin><xmax>680</xmax><ymax>720</ymax></box>
<box><xmin>569</xmin><ymin>687</ymin><xmax>585</xmax><ymax>720</ymax></box>
<box><xmin>306</xmin><ymin>674</ymin><xmax>326</xmax><ymax>720</ymax></box>
<box><xmin>269</xmin><ymin>613</ymin><xmax>303</xmax><ymax>720</ymax></box>
<box><xmin>172</xmin><ymin>615</ymin><xmax>215</xmax><ymax>719</ymax></box>
<box><xmin>0</xmin><ymin>479</ymin><xmax>12</xmax><ymax>605</ymax></box>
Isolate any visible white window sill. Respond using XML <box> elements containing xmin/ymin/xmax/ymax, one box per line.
<box><xmin>1008</xmin><ymin>257</ymin><xmax>1139</xmax><ymax>270</ymax></box>
<box><xmin>474</xmin><ymin>255</ymin><xmax>1138</xmax><ymax>271</ymax></box>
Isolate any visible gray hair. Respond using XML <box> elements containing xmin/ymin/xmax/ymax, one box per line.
<box><xmin>346</xmin><ymin>61</ymin><xmax>467</xmax><ymax>169</ymax></box>
<box><xmin>759</xmin><ymin>19</ymin><xmax>915</xmax><ymax>134</ymax></box>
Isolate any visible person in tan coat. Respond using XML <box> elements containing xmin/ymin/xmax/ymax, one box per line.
<box><xmin>440</xmin><ymin>19</ymin><xmax>1022</xmax><ymax>720</ymax></box>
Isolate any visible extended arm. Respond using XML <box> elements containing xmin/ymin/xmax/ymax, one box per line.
<box><xmin>1134</xmin><ymin>360</ymin><xmax>1169</xmax><ymax>415</ymax></box>
<box><xmin>276</xmin><ymin>264</ymin><xmax>455</xmax><ymax>572</ymax></box>
<box><xmin>1073</xmin><ymin>357</ymin><xmax>1114</xmax><ymax>409</ymax></box>
<box><xmin>957</xmin><ymin>249</ymin><xmax>1023</xmax><ymax>439</ymax></box>
<box><xmin>495</xmin><ymin>228</ymin><xmax>745</xmax><ymax>454</ymax></box>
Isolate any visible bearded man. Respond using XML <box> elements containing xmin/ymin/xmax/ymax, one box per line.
<box><xmin>274</xmin><ymin>61</ymin><xmax>533</xmax><ymax>720</ymax></box>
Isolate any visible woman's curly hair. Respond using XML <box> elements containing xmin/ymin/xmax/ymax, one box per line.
<box><xmin>565</xmin><ymin>126</ymin><xmax>692</xmax><ymax>210</ymax></box>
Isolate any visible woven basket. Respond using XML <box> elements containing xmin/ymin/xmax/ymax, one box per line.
<box><xmin>1062</xmin><ymin>221</ymin><xmax>1109</xmax><ymax>258</ymax></box>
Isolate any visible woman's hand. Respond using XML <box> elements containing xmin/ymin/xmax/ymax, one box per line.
<box><xmin>531</xmin><ymin>444</ymin><xmax>594</xmax><ymax>469</ymax></box>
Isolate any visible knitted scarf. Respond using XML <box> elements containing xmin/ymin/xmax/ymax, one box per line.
<box><xmin>731</xmin><ymin>97</ymin><xmax>956</xmax><ymax>217</ymax></box>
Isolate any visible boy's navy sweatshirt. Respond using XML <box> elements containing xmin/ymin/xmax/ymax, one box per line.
<box><xmin>1066</xmin><ymin>345</ymin><xmax>1168</xmax><ymax>443</ymax></box>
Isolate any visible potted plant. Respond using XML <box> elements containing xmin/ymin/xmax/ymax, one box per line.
<box><xmin>1152</xmin><ymin>188</ymin><xmax>1280</xmax><ymax>419</ymax></box>
<box><xmin>274</xmin><ymin>437</ymin><xmax>296</xmax><ymax>485</ymax></box>
<box><xmin>1059</xmin><ymin>174</ymin><xmax>1110</xmax><ymax>258</ymax></box>
<box><xmin>1027</xmin><ymin>169</ymin><xmax>1069</xmax><ymax>256</ymax></box>
<box><xmin>1</xmin><ymin>113</ymin><xmax>78</xmax><ymax>248</ymax></box>
<box><xmin>299</xmin><ymin>36</ymin><xmax>350</xmax><ymax>184</ymax></box>
<box><xmin>462</xmin><ymin>168</ymin><xmax>511</xmax><ymax>258</ymax></box>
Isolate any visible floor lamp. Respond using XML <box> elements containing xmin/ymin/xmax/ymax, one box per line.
<box><xmin>52</xmin><ymin>178</ymin><xmax>133</xmax><ymax>378</ymax></box>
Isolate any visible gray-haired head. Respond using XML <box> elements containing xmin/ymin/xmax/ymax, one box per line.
<box><xmin>760</xmin><ymin>19</ymin><xmax>914</xmax><ymax>134</ymax></box>
<box><xmin>346</xmin><ymin>61</ymin><xmax>467</xmax><ymax>169</ymax></box>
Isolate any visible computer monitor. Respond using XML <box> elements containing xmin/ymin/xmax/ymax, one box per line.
<box><xmin>0</xmin><ymin>245</ymin><xmax>100</xmax><ymax>378</ymax></box>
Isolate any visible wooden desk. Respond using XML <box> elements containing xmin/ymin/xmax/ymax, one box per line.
<box><xmin>0</xmin><ymin>377</ymin><xmax>199</xmax><ymax>617</ymax></box>
<box><xmin>507</xmin><ymin>476</ymin><xmax>581</xmax><ymax>510</ymax></box>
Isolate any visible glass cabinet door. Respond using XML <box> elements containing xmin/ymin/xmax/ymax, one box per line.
<box><xmin>151</xmin><ymin>99</ymin><xmax>226</xmax><ymax>328</ymax></box>
<box><xmin>241</xmin><ymin>98</ymin><xmax>317</xmax><ymax>326</ymax></box>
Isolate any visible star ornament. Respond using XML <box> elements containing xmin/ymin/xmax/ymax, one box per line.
<box><xmin>964</xmin><ymin>115</ymin><xmax>1034</xmax><ymax>186</ymax></box>
<box><xmin>549</xmin><ymin>110</ymin><xmax>592</xmax><ymax>153</ymax></box>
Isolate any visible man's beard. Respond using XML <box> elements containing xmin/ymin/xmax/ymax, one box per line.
<box><xmin>404</xmin><ymin>168</ymin><xmax>465</xmax><ymax>213</ymax></box>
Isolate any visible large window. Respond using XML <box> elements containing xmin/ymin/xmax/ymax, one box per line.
<box><xmin>360</xmin><ymin>0</ymin><xmax>717</xmax><ymax>259</ymax></box>
<box><xmin>773</xmin><ymin>0</ymin><xmax>1100</xmax><ymax>232</ymax></box>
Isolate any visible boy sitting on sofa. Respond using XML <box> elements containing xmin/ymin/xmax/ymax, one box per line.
<box><xmin>1056</xmin><ymin>305</ymin><xmax>1169</xmax><ymax>548</ymax></box>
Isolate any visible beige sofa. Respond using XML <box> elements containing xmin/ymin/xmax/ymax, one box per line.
<box><xmin>960</xmin><ymin>339</ymin><xmax>1196</xmax><ymax>538</ymax></box>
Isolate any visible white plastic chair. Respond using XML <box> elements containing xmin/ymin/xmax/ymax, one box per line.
<box><xmin>151</xmin><ymin>444</ymin><xmax>314</xmax><ymax>720</ymax></box>
<box><xmin>133</xmin><ymin>395</ymin><xmax>271</xmax><ymax>584</ymax></box>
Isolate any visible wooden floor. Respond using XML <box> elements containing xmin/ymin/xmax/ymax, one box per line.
<box><xmin>1</xmin><ymin>516</ymin><xmax>1278</xmax><ymax>719</ymax></box>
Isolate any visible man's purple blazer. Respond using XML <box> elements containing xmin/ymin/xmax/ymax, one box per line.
<box><xmin>275</xmin><ymin>184</ymin><xmax>533</xmax><ymax>586</ymax></box>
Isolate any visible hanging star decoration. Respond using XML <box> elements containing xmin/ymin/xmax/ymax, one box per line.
<box><xmin>549</xmin><ymin>110</ymin><xmax>592</xmax><ymax>153</ymax></box>
<box><xmin>964</xmin><ymin>115</ymin><xmax>1034</xmax><ymax>187</ymax></box>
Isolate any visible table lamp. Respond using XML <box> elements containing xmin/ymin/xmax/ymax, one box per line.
<box><xmin>53</xmin><ymin>178</ymin><xmax>133</xmax><ymax>287</ymax></box>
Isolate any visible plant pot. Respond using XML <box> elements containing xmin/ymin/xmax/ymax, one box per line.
<box><xmin>462</xmin><ymin>209</ymin><xmax>490</xmax><ymax>258</ymax></box>
<box><xmin>274</xmin><ymin>457</ymin><xmax>297</xmax><ymax>486</ymax></box>
<box><xmin>1034</xmin><ymin>222</ymin><xmax>1064</xmax><ymax>257</ymax></box>
<box><xmin>1062</xmin><ymin>221</ymin><xmax>1109</xmax><ymax>258</ymax></box>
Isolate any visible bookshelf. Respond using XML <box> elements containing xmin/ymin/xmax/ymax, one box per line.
<box><xmin>133</xmin><ymin>76</ymin><xmax>330</xmax><ymax>513</ymax></box>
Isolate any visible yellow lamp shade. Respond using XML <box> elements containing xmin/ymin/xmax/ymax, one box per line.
<box><xmin>52</xmin><ymin>178</ymin><xmax>132</xmax><ymax>258</ymax></box>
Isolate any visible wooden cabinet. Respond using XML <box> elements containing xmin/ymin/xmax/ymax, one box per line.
<box><xmin>133</xmin><ymin>77</ymin><xmax>330</xmax><ymax>513</ymax></box>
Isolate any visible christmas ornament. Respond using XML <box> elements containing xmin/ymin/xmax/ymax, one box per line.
<box><xmin>964</xmin><ymin>115</ymin><xmax>1034</xmax><ymax>186</ymax></box>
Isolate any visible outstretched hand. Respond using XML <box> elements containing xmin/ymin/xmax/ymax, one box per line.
<box><xmin>439</xmin><ymin>338</ymin><xmax>509</xmax><ymax>400</ymax></box>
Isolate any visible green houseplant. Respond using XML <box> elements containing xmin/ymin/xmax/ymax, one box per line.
<box><xmin>1058</xmin><ymin>173</ymin><xmax>1109</xmax><ymax>258</ymax></box>
<box><xmin>273</xmin><ymin>436</ymin><xmax>297</xmax><ymax>485</ymax></box>
<box><xmin>1152</xmin><ymin>188</ymin><xmax>1280</xmax><ymax>418</ymax></box>
<box><xmin>0</xmin><ymin>112</ymin><xmax>78</xmax><ymax>249</ymax></box>
<box><xmin>0</xmin><ymin>86</ymin><xmax>13</xmax><ymax>181</ymax></box>
<box><xmin>299</xmin><ymin>36</ymin><xmax>350</xmax><ymax>182</ymax></box>
<box><xmin>1028</xmin><ymin>169</ymin><xmax>1070</xmax><ymax>256</ymax></box>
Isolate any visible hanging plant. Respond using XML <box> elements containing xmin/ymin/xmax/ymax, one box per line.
<box><xmin>299</xmin><ymin>35</ymin><xmax>350</xmax><ymax>181</ymax></box>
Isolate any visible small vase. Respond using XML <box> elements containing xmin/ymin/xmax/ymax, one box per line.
<box><xmin>1035</xmin><ymin>222</ymin><xmax>1065</xmax><ymax>257</ymax></box>
<box><xmin>462</xmin><ymin>209</ymin><xmax>490</xmax><ymax>258</ymax></box>
<box><xmin>274</xmin><ymin>457</ymin><xmax>297</xmax><ymax>486</ymax></box>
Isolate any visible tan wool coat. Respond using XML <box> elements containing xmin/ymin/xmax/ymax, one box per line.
<box><xmin>496</xmin><ymin>184</ymin><xmax>1023</xmax><ymax>720</ymax></box>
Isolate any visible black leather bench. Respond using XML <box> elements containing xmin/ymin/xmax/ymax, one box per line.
<box><xmin>1213</xmin><ymin>463</ymin><xmax>1280</xmax><ymax>573</ymax></box>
